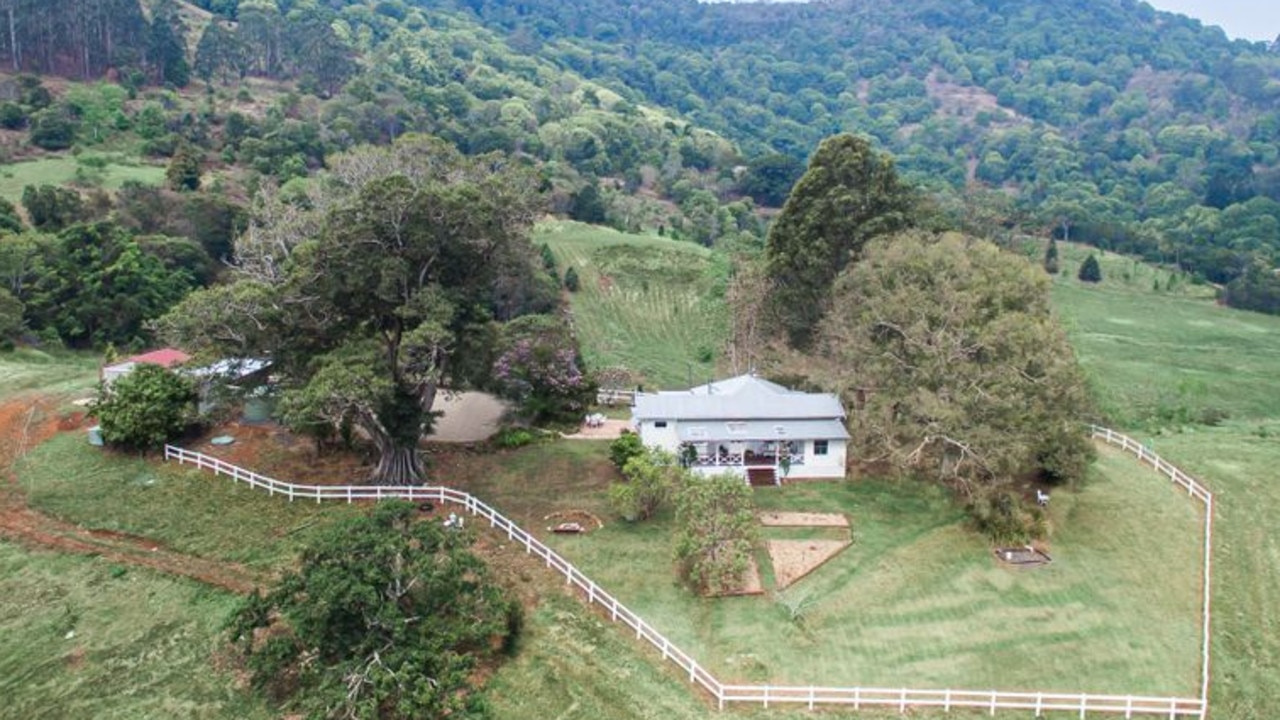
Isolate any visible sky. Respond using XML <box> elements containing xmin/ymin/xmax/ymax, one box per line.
<box><xmin>1145</xmin><ymin>0</ymin><xmax>1279</xmax><ymax>42</ymax></box>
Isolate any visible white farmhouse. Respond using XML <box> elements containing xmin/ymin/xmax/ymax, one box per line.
<box><xmin>631</xmin><ymin>374</ymin><xmax>848</xmax><ymax>485</ymax></box>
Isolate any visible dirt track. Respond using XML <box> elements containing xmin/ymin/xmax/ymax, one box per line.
<box><xmin>0</xmin><ymin>395</ymin><xmax>265</xmax><ymax>594</ymax></box>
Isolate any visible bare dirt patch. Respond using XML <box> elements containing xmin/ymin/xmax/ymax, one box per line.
<box><xmin>543</xmin><ymin>510</ymin><xmax>605</xmax><ymax>534</ymax></box>
<box><xmin>562</xmin><ymin>419</ymin><xmax>630</xmax><ymax>440</ymax></box>
<box><xmin>758</xmin><ymin>511</ymin><xmax>848</xmax><ymax>528</ymax></box>
<box><xmin>766</xmin><ymin>539</ymin><xmax>851</xmax><ymax>589</ymax></box>
<box><xmin>427</xmin><ymin>391</ymin><xmax>508</xmax><ymax>443</ymax></box>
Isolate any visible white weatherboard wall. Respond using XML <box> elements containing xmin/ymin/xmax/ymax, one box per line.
<box><xmin>640</xmin><ymin>420</ymin><xmax>679</xmax><ymax>451</ymax></box>
<box><xmin>799</xmin><ymin>439</ymin><xmax>846</xmax><ymax>478</ymax></box>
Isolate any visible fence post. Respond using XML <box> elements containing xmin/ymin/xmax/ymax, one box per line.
<box><xmin>808</xmin><ymin>686</ymin><xmax>815</xmax><ymax>710</ymax></box>
<box><xmin>944</xmin><ymin>689</ymin><xmax>951</xmax><ymax>712</ymax></box>
<box><xmin>990</xmin><ymin>691</ymin><xmax>996</xmax><ymax>716</ymax></box>
<box><xmin>899</xmin><ymin>688</ymin><xmax>906</xmax><ymax>713</ymax></box>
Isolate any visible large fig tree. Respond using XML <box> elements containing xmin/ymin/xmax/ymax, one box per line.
<box><xmin>162</xmin><ymin>137</ymin><xmax>548</xmax><ymax>484</ymax></box>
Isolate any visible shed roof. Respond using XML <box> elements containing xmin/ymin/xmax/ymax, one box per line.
<box><xmin>104</xmin><ymin>348</ymin><xmax>191</xmax><ymax>374</ymax></box>
<box><xmin>633</xmin><ymin>374</ymin><xmax>844</xmax><ymax>421</ymax></box>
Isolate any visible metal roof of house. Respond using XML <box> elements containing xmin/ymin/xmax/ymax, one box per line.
<box><xmin>677</xmin><ymin>419</ymin><xmax>849</xmax><ymax>442</ymax></box>
<box><xmin>633</xmin><ymin>373</ymin><xmax>845</xmax><ymax>421</ymax></box>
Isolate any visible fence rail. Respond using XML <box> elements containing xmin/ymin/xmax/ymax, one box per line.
<box><xmin>165</xmin><ymin>435</ymin><xmax>1211</xmax><ymax>718</ymax></box>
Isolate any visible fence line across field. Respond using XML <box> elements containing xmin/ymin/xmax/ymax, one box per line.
<box><xmin>164</xmin><ymin>428</ymin><xmax>1212</xmax><ymax>718</ymax></box>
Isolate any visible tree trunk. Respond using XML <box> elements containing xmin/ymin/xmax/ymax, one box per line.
<box><xmin>370</xmin><ymin>443</ymin><xmax>424</xmax><ymax>486</ymax></box>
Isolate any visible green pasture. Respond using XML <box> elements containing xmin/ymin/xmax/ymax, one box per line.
<box><xmin>0</xmin><ymin>155</ymin><xmax>165</xmax><ymax>202</ymax></box>
<box><xmin>535</xmin><ymin>220</ymin><xmax>729</xmax><ymax>389</ymax></box>
<box><xmin>444</xmin><ymin>440</ymin><xmax>1203</xmax><ymax>697</ymax></box>
<box><xmin>0</xmin><ymin>541</ymin><xmax>271</xmax><ymax>720</ymax></box>
<box><xmin>1052</xmin><ymin>276</ymin><xmax>1280</xmax><ymax>427</ymax></box>
<box><xmin>0</xmin><ymin>347</ymin><xmax>100</xmax><ymax>397</ymax></box>
<box><xmin>1049</xmin><ymin>268</ymin><xmax>1280</xmax><ymax>718</ymax></box>
<box><xmin>17</xmin><ymin>433</ymin><xmax>360</xmax><ymax>570</ymax></box>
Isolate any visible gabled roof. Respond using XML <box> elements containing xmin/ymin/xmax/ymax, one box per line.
<box><xmin>633</xmin><ymin>374</ymin><xmax>845</xmax><ymax>422</ymax></box>
<box><xmin>105</xmin><ymin>348</ymin><xmax>191</xmax><ymax>372</ymax></box>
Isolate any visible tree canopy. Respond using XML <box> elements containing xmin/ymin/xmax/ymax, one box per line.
<box><xmin>92</xmin><ymin>363</ymin><xmax>197</xmax><ymax>449</ymax></box>
<box><xmin>162</xmin><ymin>137</ymin><xmax>548</xmax><ymax>485</ymax></box>
<box><xmin>816</xmin><ymin>232</ymin><xmax>1094</xmax><ymax>502</ymax></box>
<box><xmin>765</xmin><ymin>134</ymin><xmax>915</xmax><ymax>348</ymax></box>
<box><xmin>228</xmin><ymin>501</ymin><xmax>518</xmax><ymax>720</ymax></box>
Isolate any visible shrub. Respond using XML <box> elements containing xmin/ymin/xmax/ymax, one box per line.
<box><xmin>1078</xmin><ymin>254</ymin><xmax>1102</xmax><ymax>283</ymax></box>
<box><xmin>563</xmin><ymin>266</ymin><xmax>580</xmax><ymax>292</ymax></box>
<box><xmin>608</xmin><ymin>431</ymin><xmax>644</xmax><ymax>470</ymax></box>
<box><xmin>227</xmin><ymin>502</ymin><xmax>518</xmax><ymax>719</ymax></box>
<box><xmin>493</xmin><ymin>427</ymin><xmax>536</xmax><ymax>449</ymax></box>
<box><xmin>967</xmin><ymin>487</ymin><xmax>1045</xmax><ymax>544</ymax></box>
<box><xmin>609</xmin><ymin>448</ymin><xmax>682</xmax><ymax>522</ymax></box>
<box><xmin>674</xmin><ymin>472</ymin><xmax>758</xmax><ymax>595</ymax></box>
<box><xmin>91</xmin><ymin>363</ymin><xmax>197</xmax><ymax>450</ymax></box>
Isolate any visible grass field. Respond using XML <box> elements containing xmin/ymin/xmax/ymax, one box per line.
<box><xmin>0</xmin><ymin>541</ymin><xmax>271</xmax><ymax>720</ymax></box>
<box><xmin>536</xmin><ymin>220</ymin><xmax>729</xmax><ymax>389</ymax></box>
<box><xmin>445</xmin><ymin>441</ymin><xmax>1203</xmax><ymax>697</ymax></box>
<box><xmin>18</xmin><ymin>433</ymin><xmax>361</xmax><ymax>570</ymax></box>
<box><xmin>0</xmin><ymin>347</ymin><xmax>101</xmax><ymax>397</ymax></box>
<box><xmin>1045</xmin><ymin>268</ymin><xmax>1280</xmax><ymax>718</ymax></box>
<box><xmin>0</xmin><ymin>156</ymin><xmax>165</xmax><ymax>201</ymax></box>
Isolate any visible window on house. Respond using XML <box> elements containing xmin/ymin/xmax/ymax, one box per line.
<box><xmin>726</xmin><ymin>421</ymin><xmax>747</xmax><ymax>434</ymax></box>
<box><xmin>654</xmin><ymin>421</ymin><xmax>668</xmax><ymax>428</ymax></box>
<box><xmin>687</xmin><ymin>427</ymin><xmax>707</xmax><ymax>439</ymax></box>
<box><xmin>813</xmin><ymin>440</ymin><xmax>829</xmax><ymax>456</ymax></box>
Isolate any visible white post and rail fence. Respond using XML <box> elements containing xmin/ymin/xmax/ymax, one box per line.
<box><xmin>164</xmin><ymin>426</ymin><xmax>1212</xmax><ymax>718</ymax></box>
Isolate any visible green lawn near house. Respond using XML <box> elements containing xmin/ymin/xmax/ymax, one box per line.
<box><xmin>444</xmin><ymin>439</ymin><xmax>1204</xmax><ymax>698</ymax></box>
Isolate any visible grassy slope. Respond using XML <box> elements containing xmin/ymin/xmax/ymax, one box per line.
<box><xmin>17</xmin><ymin>433</ymin><xmax>362</xmax><ymax>570</ymax></box>
<box><xmin>0</xmin><ymin>347</ymin><xmax>101</xmax><ymax>396</ymax></box>
<box><xmin>0</xmin><ymin>156</ymin><xmax>166</xmax><ymax>202</ymax></box>
<box><xmin>536</xmin><ymin>220</ymin><xmax>729</xmax><ymax>389</ymax></box>
<box><xmin>0</xmin><ymin>541</ymin><xmax>271</xmax><ymax>720</ymax></box>
<box><xmin>1049</xmin><ymin>267</ymin><xmax>1280</xmax><ymax>718</ymax></box>
<box><xmin>445</xmin><ymin>441</ymin><xmax>1202</xmax><ymax>697</ymax></box>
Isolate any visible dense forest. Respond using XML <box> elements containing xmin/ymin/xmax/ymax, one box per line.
<box><xmin>2</xmin><ymin>0</ymin><xmax>1280</xmax><ymax>349</ymax></box>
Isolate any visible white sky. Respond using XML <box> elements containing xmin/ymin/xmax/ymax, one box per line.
<box><xmin>1146</xmin><ymin>0</ymin><xmax>1279</xmax><ymax>42</ymax></box>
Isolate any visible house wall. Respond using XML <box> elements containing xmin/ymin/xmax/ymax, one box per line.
<box><xmin>639</xmin><ymin>420</ymin><xmax>680</xmax><ymax>451</ymax></box>
<box><xmin>793</xmin><ymin>439</ymin><xmax>846</xmax><ymax>479</ymax></box>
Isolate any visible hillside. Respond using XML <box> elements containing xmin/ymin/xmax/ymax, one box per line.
<box><xmin>3</xmin><ymin>0</ymin><xmax>1278</xmax><ymax>295</ymax></box>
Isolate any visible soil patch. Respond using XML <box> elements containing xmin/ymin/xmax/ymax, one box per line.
<box><xmin>562</xmin><ymin>419</ymin><xmax>630</xmax><ymax>440</ymax></box>
<box><xmin>543</xmin><ymin>510</ymin><xmax>605</xmax><ymax>534</ymax></box>
<box><xmin>427</xmin><ymin>391</ymin><xmax>508</xmax><ymax>443</ymax></box>
<box><xmin>758</xmin><ymin>511</ymin><xmax>848</xmax><ymax>528</ymax></box>
<box><xmin>766</xmin><ymin>539</ymin><xmax>851</xmax><ymax>589</ymax></box>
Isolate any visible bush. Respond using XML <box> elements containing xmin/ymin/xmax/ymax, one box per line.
<box><xmin>608</xmin><ymin>431</ymin><xmax>644</xmax><ymax>470</ymax></box>
<box><xmin>493</xmin><ymin>427</ymin><xmax>536</xmax><ymax>449</ymax></box>
<box><xmin>227</xmin><ymin>502</ymin><xmax>517</xmax><ymax>719</ymax></box>
<box><xmin>609</xmin><ymin>448</ymin><xmax>682</xmax><ymax>522</ymax></box>
<box><xmin>674</xmin><ymin>472</ymin><xmax>758</xmax><ymax>595</ymax></box>
<box><xmin>91</xmin><ymin>364</ymin><xmax>197</xmax><ymax>450</ymax></box>
<box><xmin>1078</xmin><ymin>254</ymin><xmax>1102</xmax><ymax>283</ymax></box>
<box><xmin>564</xmin><ymin>266</ymin><xmax>580</xmax><ymax>292</ymax></box>
<box><xmin>967</xmin><ymin>487</ymin><xmax>1045</xmax><ymax>544</ymax></box>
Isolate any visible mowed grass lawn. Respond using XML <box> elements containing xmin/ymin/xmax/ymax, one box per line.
<box><xmin>0</xmin><ymin>541</ymin><xmax>272</xmax><ymax>720</ymax></box>
<box><xmin>1050</xmin><ymin>274</ymin><xmax>1280</xmax><ymax>718</ymax></box>
<box><xmin>536</xmin><ymin>220</ymin><xmax>729</xmax><ymax>389</ymax></box>
<box><xmin>0</xmin><ymin>156</ymin><xmax>165</xmax><ymax>201</ymax></box>
<box><xmin>442</xmin><ymin>440</ymin><xmax>1203</xmax><ymax>697</ymax></box>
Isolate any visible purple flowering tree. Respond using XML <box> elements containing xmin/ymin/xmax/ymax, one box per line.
<box><xmin>492</xmin><ymin>316</ymin><xmax>596</xmax><ymax>424</ymax></box>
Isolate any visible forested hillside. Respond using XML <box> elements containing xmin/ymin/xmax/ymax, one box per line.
<box><xmin>2</xmin><ymin>0</ymin><xmax>1280</xmax><ymax>346</ymax></box>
